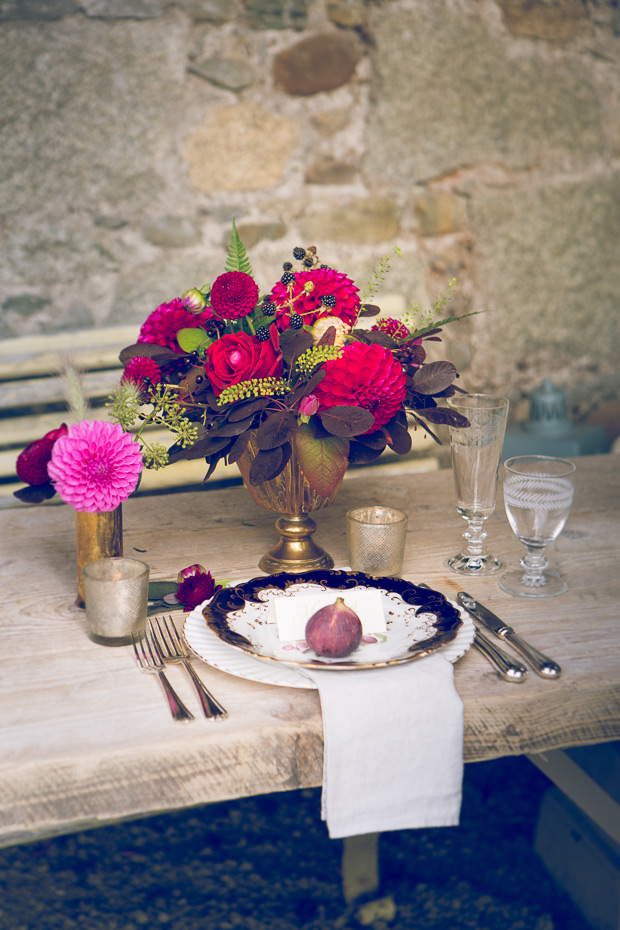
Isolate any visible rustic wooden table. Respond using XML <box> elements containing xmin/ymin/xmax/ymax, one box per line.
<box><xmin>1</xmin><ymin>454</ymin><xmax>619</xmax><ymax>850</ymax></box>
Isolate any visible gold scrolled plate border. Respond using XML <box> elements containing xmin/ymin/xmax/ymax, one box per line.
<box><xmin>201</xmin><ymin>569</ymin><xmax>465</xmax><ymax>671</ymax></box>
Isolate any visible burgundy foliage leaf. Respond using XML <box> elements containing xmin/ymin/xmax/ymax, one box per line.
<box><xmin>248</xmin><ymin>444</ymin><xmax>292</xmax><ymax>485</ymax></box>
<box><xmin>256</xmin><ymin>410</ymin><xmax>298</xmax><ymax>450</ymax></box>
<box><xmin>382</xmin><ymin>419</ymin><xmax>412</xmax><ymax>455</ymax></box>
<box><xmin>294</xmin><ymin>424</ymin><xmax>349</xmax><ymax>498</ymax></box>
<box><xmin>411</xmin><ymin>361</ymin><xmax>457</xmax><ymax>395</ymax></box>
<box><xmin>351</xmin><ymin>329</ymin><xmax>396</xmax><ymax>349</ymax></box>
<box><xmin>226</xmin><ymin>431</ymin><xmax>251</xmax><ymax>464</ymax></box>
<box><xmin>316</xmin><ymin>326</ymin><xmax>336</xmax><ymax>347</ymax></box>
<box><xmin>359</xmin><ymin>304</ymin><xmax>381</xmax><ymax>317</ymax></box>
<box><xmin>13</xmin><ymin>483</ymin><xmax>56</xmax><ymax>503</ymax></box>
<box><xmin>184</xmin><ymin>434</ymin><xmax>233</xmax><ymax>459</ymax></box>
<box><xmin>279</xmin><ymin>329</ymin><xmax>313</xmax><ymax>365</ymax></box>
<box><xmin>228</xmin><ymin>397</ymin><xmax>269</xmax><ymax>422</ymax></box>
<box><xmin>417</xmin><ymin>408</ymin><xmax>470</xmax><ymax>428</ymax></box>
<box><xmin>211</xmin><ymin>416</ymin><xmax>256</xmax><ymax>438</ymax></box>
<box><xmin>318</xmin><ymin>405</ymin><xmax>375</xmax><ymax>438</ymax></box>
<box><xmin>286</xmin><ymin>367</ymin><xmax>326</xmax><ymax>404</ymax></box>
<box><xmin>119</xmin><ymin>343</ymin><xmax>184</xmax><ymax>365</ymax></box>
<box><xmin>352</xmin><ymin>431</ymin><xmax>388</xmax><ymax>451</ymax></box>
<box><xmin>347</xmin><ymin>442</ymin><xmax>385</xmax><ymax>465</ymax></box>
<box><xmin>405</xmin><ymin>389</ymin><xmax>438</xmax><ymax>409</ymax></box>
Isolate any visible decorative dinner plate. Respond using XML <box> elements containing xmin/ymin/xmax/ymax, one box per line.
<box><xmin>183</xmin><ymin>570</ymin><xmax>474</xmax><ymax>686</ymax></box>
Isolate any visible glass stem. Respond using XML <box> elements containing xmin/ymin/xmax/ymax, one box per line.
<box><xmin>463</xmin><ymin>517</ymin><xmax>487</xmax><ymax>557</ymax></box>
<box><xmin>520</xmin><ymin>546</ymin><xmax>548</xmax><ymax>586</ymax></box>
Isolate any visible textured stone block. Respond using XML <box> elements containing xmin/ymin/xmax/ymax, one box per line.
<box><xmin>364</xmin><ymin>3</ymin><xmax>607</xmax><ymax>184</ymax></box>
<box><xmin>497</xmin><ymin>0</ymin><xmax>591</xmax><ymax>40</ymax></box>
<box><xmin>273</xmin><ymin>32</ymin><xmax>361</xmax><ymax>96</ymax></box>
<box><xmin>183</xmin><ymin>103</ymin><xmax>299</xmax><ymax>192</ymax></box>
<box><xmin>300</xmin><ymin>196</ymin><xmax>399</xmax><ymax>244</ymax></box>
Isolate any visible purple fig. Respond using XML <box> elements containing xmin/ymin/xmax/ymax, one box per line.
<box><xmin>305</xmin><ymin>597</ymin><xmax>363</xmax><ymax>658</ymax></box>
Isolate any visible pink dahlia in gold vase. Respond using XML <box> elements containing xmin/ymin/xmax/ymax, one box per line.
<box><xmin>111</xmin><ymin>221</ymin><xmax>472</xmax><ymax>498</ymax></box>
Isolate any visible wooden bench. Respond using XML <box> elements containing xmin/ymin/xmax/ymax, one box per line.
<box><xmin>0</xmin><ymin>327</ymin><xmax>443</xmax><ymax>509</ymax></box>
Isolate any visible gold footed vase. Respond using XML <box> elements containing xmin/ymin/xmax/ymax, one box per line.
<box><xmin>236</xmin><ymin>434</ymin><xmax>344</xmax><ymax>574</ymax></box>
<box><xmin>75</xmin><ymin>507</ymin><xmax>123</xmax><ymax>607</ymax></box>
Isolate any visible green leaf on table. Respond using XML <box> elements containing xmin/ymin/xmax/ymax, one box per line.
<box><xmin>294</xmin><ymin>422</ymin><xmax>349</xmax><ymax>498</ymax></box>
<box><xmin>148</xmin><ymin>581</ymin><xmax>179</xmax><ymax>600</ymax></box>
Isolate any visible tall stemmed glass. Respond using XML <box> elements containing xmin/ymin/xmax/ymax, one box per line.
<box><xmin>446</xmin><ymin>394</ymin><xmax>509</xmax><ymax>575</ymax></box>
<box><xmin>499</xmin><ymin>455</ymin><xmax>576</xmax><ymax>598</ymax></box>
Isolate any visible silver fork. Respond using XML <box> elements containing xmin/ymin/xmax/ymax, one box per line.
<box><xmin>131</xmin><ymin>629</ymin><xmax>195</xmax><ymax>722</ymax></box>
<box><xmin>149</xmin><ymin>615</ymin><xmax>228</xmax><ymax>720</ymax></box>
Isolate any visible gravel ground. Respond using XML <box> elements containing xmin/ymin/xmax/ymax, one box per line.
<box><xmin>0</xmin><ymin>755</ymin><xmax>590</xmax><ymax>930</ymax></box>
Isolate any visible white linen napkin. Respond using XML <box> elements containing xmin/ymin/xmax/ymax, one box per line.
<box><xmin>302</xmin><ymin>654</ymin><xmax>464</xmax><ymax>839</ymax></box>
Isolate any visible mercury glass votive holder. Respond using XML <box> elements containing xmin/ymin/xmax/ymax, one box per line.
<box><xmin>82</xmin><ymin>557</ymin><xmax>150</xmax><ymax>646</ymax></box>
<box><xmin>346</xmin><ymin>506</ymin><xmax>409</xmax><ymax>578</ymax></box>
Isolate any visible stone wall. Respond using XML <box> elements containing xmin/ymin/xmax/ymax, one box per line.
<box><xmin>1</xmin><ymin>0</ymin><xmax>619</xmax><ymax>423</ymax></box>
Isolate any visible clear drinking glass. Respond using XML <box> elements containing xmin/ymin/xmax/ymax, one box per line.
<box><xmin>82</xmin><ymin>557</ymin><xmax>150</xmax><ymax>645</ymax></box>
<box><xmin>346</xmin><ymin>506</ymin><xmax>408</xmax><ymax>578</ymax></box>
<box><xmin>499</xmin><ymin>455</ymin><xmax>576</xmax><ymax>598</ymax></box>
<box><xmin>446</xmin><ymin>394</ymin><xmax>509</xmax><ymax>575</ymax></box>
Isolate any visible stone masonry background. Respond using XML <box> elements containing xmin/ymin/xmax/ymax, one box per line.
<box><xmin>1</xmin><ymin>0</ymin><xmax>619</xmax><ymax>428</ymax></box>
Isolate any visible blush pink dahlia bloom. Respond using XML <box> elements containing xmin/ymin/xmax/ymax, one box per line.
<box><xmin>47</xmin><ymin>420</ymin><xmax>144</xmax><ymax>513</ymax></box>
<box><xmin>269</xmin><ymin>268</ymin><xmax>360</xmax><ymax>329</ymax></box>
<box><xmin>138</xmin><ymin>298</ymin><xmax>214</xmax><ymax>352</ymax></box>
<box><xmin>313</xmin><ymin>342</ymin><xmax>407</xmax><ymax>432</ymax></box>
<box><xmin>210</xmin><ymin>271</ymin><xmax>259</xmax><ymax>321</ymax></box>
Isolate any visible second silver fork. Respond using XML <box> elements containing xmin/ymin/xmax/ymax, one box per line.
<box><xmin>149</xmin><ymin>615</ymin><xmax>228</xmax><ymax>719</ymax></box>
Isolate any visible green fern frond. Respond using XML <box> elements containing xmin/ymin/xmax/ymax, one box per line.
<box><xmin>225</xmin><ymin>219</ymin><xmax>254</xmax><ymax>277</ymax></box>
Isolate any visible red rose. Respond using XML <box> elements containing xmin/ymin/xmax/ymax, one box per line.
<box><xmin>16</xmin><ymin>424</ymin><xmax>69</xmax><ymax>486</ymax></box>
<box><xmin>204</xmin><ymin>331</ymin><xmax>283</xmax><ymax>396</ymax></box>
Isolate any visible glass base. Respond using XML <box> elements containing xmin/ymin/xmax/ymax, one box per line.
<box><xmin>498</xmin><ymin>568</ymin><xmax>568</xmax><ymax>598</ymax></box>
<box><xmin>446</xmin><ymin>552</ymin><xmax>503</xmax><ymax>575</ymax></box>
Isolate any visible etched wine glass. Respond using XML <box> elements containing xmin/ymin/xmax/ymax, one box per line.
<box><xmin>499</xmin><ymin>455</ymin><xmax>576</xmax><ymax>598</ymax></box>
<box><xmin>446</xmin><ymin>394</ymin><xmax>509</xmax><ymax>575</ymax></box>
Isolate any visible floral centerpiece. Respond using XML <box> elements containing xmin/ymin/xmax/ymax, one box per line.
<box><xmin>110</xmin><ymin>223</ymin><xmax>470</xmax><ymax>503</ymax></box>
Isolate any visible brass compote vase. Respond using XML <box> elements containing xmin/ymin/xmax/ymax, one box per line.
<box><xmin>236</xmin><ymin>433</ymin><xmax>344</xmax><ymax>574</ymax></box>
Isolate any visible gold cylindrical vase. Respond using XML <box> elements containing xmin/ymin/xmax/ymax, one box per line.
<box><xmin>75</xmin><ymin>507</ymin><xmax>123</xmax><ymax>608</ymax></box>
<box><xmin>236</xmin><ymin>433</ymin><xmax>344</xmax><ymax>574</ymax></box>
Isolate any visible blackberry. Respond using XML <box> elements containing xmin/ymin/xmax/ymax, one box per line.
<box><xmin>256</xmin><ymin>326</ymin><xmax>271</xmax><ymax>341</ymax></box>
<box><xmin>303</xmin><ymin>256</ymin><xmax>314</xmax><ymax>268</ymax></box>
<box><xmin>292</xmin><ymin>247</ymin><xmax>306</xmax><ymax>260</ymax></box>
<box><xmin>262</xmin><ymin>300</ymin><xmax>276</xmax><ymax>315</ymax></box>
<box><xmin>290</xmin><ymin>313</ymin><xmax>304</xmax><ymax>329</ymax></box>
<box><xmin>321</xmin><ymin>294</ymin><xmax>337</xmax><ymax>309</ymax></box>
<box><xmin>308</xmin><ymin>245</ymin><xmax>317</xmax><ymax>254</ymax></box>
<box><xmin>281</xmin><ymin>271</ymin><xmax>296</xmax><ymax>286</ymax></box>
<box><xmin>282</xmin><ymin>261</ymin><xmax>293</xmax><ymax>271</ymax></box>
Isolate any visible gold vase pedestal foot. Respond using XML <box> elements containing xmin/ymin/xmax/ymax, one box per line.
<box><xmin>259</xmin><ymin>513</ymin><xmax>335</xmax><ymax>575</ymax></box>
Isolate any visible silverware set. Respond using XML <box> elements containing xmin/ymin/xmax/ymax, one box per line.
<box><xmin>131</xmin><ymin>615</ymin><xmax>227</xmax><ymax>721</ymax></box>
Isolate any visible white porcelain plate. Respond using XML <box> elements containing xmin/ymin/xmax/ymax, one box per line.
<box><xmin>184</xmin><ymin>571</ymin><xmax>474</xmax><ymax>689</ymax></box>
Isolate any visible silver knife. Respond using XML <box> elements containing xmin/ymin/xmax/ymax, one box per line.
<box><xmin>471</xmin><ymin>628</ymin><xmax>527</xmax><ymax>683</ymax></box>
<box><xmin>417</xmin><ymin>583</ymin><xmax>526</xmax><ymax>682</ymax></box>
<box><xmin>456</xmin><ymin>592</ymin><xmax>561</xmax><ymax>679</ymax></box>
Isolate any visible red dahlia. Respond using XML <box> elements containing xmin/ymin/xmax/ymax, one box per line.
<box><xmin>313</xmin><ymin>342</ymin><xmax>406</xmax><ymax>432</ymax></box>
<box><xmin>16</xmin><ymin>424</ymin><xmax>68</xmax><ymax>486</ymax></box>
<box><xmin>372</xmin><ymin>317</ymin><xmax>410</xmax><ymax>339</ymax></box>
<box><xmin>121</xmin><ymin>357</ymin><xmax>162</xmax><ymax>393</ymax></box>
<box><xmin>269</xmin><ymin>268</ymin><xmax>360</xmax><ymax>329</ymax></box>
<box><xmin>138</xmin><ymin>298</ymin><xmax>214</xmax><ymax>352</ymax></box>
<box><xmin>209</xmin><ymin>271</ymin><xmax>259</xmax><ymax>321</ymax></box>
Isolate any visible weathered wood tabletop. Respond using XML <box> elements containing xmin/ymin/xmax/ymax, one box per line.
<box><xmin>1</xmin><ymin>454</ymin><xmax>619</xmax><ymax>848</ymax></box>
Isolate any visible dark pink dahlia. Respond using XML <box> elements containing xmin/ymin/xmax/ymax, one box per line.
<box><xmin>269</xmin><ymin>268</ymin><xmax>360</xmax><ymax>330</ymax></box>
<box><xmin>372</xmin><ymin>317</ymin><xmax>410</xmax><ymax>339</ymax></box>
<box><xmin>176</xmin><ymin>564</ymin><xmax>222</xmax><ymax>611</ymax></box>
<box><xmin>138</xmin><ymin>298</ymin><xmax>214</xmax><ymax>352</ymax></box>
<box><xmin>121</xmin><ymin>356</ymin><xmax>162</xmax><ymax>393</ymax></box>
<box><xmin>16</xmin><ymin>424</ymin><xmax>68</xmax><ymax>486</ymax></box>
<box><xmin>209</xmin><ymin>271</ymin><xmax>259</xmax><ymax>321</ymax></box>
<box><xmin>313</xmin><ymin>342</ymin><xmax>407</xmax><ymax>432</ymax></box>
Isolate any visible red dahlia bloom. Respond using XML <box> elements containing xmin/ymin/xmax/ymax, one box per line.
<box><xmin>372</xmin><ymin>317</ymin><xmax>410</xmax><ymax>339</ymax></box>
<box><xmin>269</xmin><ymin>268</ymin><xmax>360</xmax><ymax>329</ymax></box>
<box><xmin>137</xmin><ymin>298</ymin><xmax>214</xmax><ymax>352</ymax></box>
<box><xmin>177</xmin><ymin>564</ymin><xmax>222</xmax><ymax>611</ymax></box>
<box><xmin>16</xmin><ymin>424</ymin><xmax>68</xmax><ymax>486</ymax></box>
<box><xmin>121</xmin><ymin>356</ymin><xmax>162</xmax><ymax>393</ymax></box>
<box><xmin>313</xmin><ymin>342</ymin><xmax>407</xmax><ymax>432</ymax></box>
<box><xmin>210</xmin><ymin>271</ymin><xmax>259</xmax><ymax>321</ymax></box>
